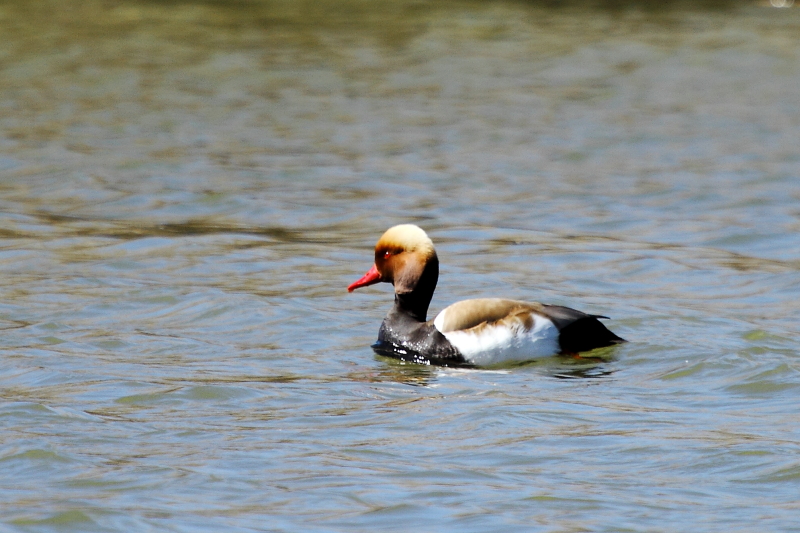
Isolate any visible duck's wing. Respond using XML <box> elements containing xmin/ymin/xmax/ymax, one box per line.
<box><xmin>432</xmin><ymin>298</ymin><xmax>542</xmax><ymax>333</ymax></box>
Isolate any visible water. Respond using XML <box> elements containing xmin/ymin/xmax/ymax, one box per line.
<box><xmin>1</xmin><ymin>0</ymin><xmax>800</xmax><ymax>531</ymax></box>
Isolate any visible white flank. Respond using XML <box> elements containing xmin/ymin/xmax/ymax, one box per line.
<box><xmin>434</xmin><ymin>312</ymin><xmax>560</xmax><ymax>366</ymax></box>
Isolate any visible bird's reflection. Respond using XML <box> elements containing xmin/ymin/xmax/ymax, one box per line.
<box><xmin>346</xmin><ymin>349</ymin><xmax>617</xmax><ymax>386</ymax></box>
<box><xmin>532</xmin><ymin>349</ymin><xmax>619</xmax><ymax>380</ymax></box>
<box><xmin>345</xmin><ymin>356</ymin><xmax>439</xmax><ymax>386</ymax></box>
<box><xmin>549</xmin><ymin>364</ymin><xmax>617</xmax><ymax>380</ymax></box>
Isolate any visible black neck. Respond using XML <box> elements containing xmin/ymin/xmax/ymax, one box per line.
<box><xmin>394</xmin><ymin>256</ymin><xmax>438</xmax><ymax>322</ymax></box>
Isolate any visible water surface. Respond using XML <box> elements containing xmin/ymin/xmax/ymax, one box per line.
<box><xmin>1</xmin><ymin>0</ymin><xmax>800</xmax><ymax>531</ymax></box>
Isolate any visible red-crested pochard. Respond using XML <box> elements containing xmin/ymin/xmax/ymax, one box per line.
<box><xmin>348</xmin><ymin>224</ymin><xmax>624</xmax><ymax>367</ymax></box>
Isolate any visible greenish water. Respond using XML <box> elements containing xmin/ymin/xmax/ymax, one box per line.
<box><xmin>1</xmin><ymin>0</ymin><xmax>799</xmax><ymax>531</ymax></box>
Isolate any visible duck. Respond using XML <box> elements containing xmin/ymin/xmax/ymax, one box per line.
<box><xmin>348</xmin><ymin>224</ymin><xmax>625</xmax><ymax>367</ymax></box>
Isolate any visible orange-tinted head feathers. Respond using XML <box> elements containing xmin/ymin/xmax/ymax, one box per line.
<box><xmin>348</xmin><ymin>224</ymin><xmax>437</xmax><ymax>293</ymax></box>
<box><xmin>374</xmin><ymin>224</ymin><xmax>435</xmax><ymax>263</ymax></box>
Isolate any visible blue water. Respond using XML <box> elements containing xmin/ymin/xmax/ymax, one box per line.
<box><xmin>1</xmin><ymin>1</ymin><xmax>800</xmax><ymax>531</ymax></box>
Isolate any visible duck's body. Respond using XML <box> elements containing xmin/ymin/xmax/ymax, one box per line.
<box><xmin>348</xmin><ymin>224</ymin><xmax>624</xmax><ymax>367</ymax></box>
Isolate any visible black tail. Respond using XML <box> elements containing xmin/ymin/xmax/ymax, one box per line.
<box><xmin>557</xmin><ymin>316</ymin><xmax>625</xmax><ymax>354</ymax></box>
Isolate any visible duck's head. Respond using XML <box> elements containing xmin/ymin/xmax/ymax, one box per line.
<box><xmin>347</xmin><ymin>224</ymin><xmax>438</xmax><ymax>295</ymax></box>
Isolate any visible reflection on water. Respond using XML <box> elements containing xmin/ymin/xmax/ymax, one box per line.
<box><xmin>349</xmin><ymin>358</ymin><xmax>440</xmax><ymax>386</ymax></box>
<box><xmin>2</xmin><ymin>0</ymin><xmax>800</xmax><ymax>531</ymax></box>
<box><xmin>350</xmin><ymin>354</ymin><xmax>618</xmax><ymax>385</ymax></box>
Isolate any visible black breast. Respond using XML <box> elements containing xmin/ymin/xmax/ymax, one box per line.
<box><xmin>373</xmin><ymin>315</ymin><xmax>468</xmax><ymax>367</ymax></box>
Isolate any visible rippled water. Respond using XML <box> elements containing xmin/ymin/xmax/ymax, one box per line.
<box><xmin>2</xmin><ymin>0</ymin><xmax>800</xmax><ymax>531</ymax></box>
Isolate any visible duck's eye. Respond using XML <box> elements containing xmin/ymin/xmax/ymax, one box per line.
<box><xmin>383</xmin><ymin>251</ymin><xmax>392</xmax><ymax>259</ymax></box>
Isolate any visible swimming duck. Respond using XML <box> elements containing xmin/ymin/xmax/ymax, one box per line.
<box><xmin>348</xmin><ymin>224</ymin><xmax>624</xmax><ymax>367</ymax></box>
